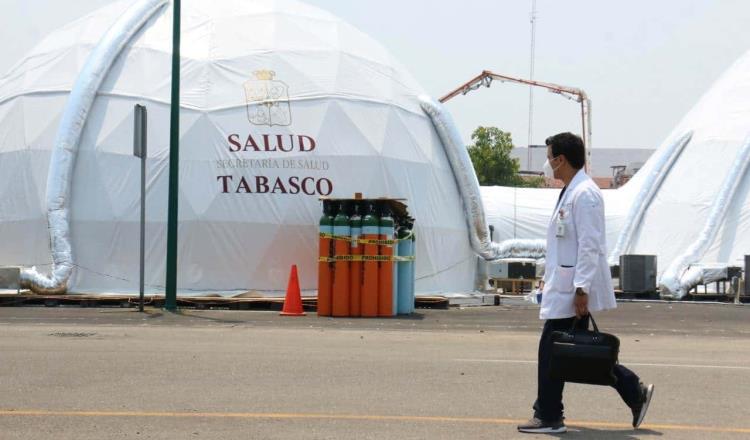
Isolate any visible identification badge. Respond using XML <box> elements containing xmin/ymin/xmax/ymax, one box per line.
<box><xmin>556</xmin><ymin>221</ymin><xmax>566</xmax><ymax>238</ymax></box>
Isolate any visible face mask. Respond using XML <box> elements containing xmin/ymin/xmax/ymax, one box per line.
<box><xmin>543</xmin><ymin>158</ymin><xmax>560</xmax><ymax>179</ymax></box>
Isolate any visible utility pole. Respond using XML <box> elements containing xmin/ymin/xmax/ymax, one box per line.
<box><xmin>527</xmin><ymin>0</ymin><xmax>538</xmax><ymax>171</ymax></box>
<box><xmin>165</xmin><ymin>0</ymin><xmax>181</xmax><ymax>311</ymax></box>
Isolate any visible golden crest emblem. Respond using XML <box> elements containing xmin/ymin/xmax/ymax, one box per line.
<box><xmin>244</xmin><ymin>70</ymin><xmax>292</xmax><ymax>126</ymax></box>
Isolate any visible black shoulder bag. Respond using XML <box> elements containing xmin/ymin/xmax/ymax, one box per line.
<box><xmin>550</xmin><ymin>314</ymin><xmax>620</xmax><ymax>386</ymax></box>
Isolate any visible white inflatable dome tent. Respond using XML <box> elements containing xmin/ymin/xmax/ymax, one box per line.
<box><xmin>0</xmin><ymin>0</ymin><xmax>480</xmax><ymax>296</ymax></box>
<box><xmin>482</xmin><ymin>49</ymin><xmax>750</xmax><ymax>299</ymax></box>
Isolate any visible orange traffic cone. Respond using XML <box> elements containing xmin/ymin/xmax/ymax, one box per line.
<box><xmin>281</xmin><ymin>265</ymin><xmax>306</xmax><ymax>316</ymax></box>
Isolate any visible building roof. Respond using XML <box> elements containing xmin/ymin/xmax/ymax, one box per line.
<box><xmin>511</xmin><ymin>146</ymin><xmax>655</xmax><ymax>178</ymax></box>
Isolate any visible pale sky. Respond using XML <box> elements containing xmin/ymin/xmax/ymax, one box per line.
<box><xmin>2</xmin><ymin>0</ymin><xmax>750</xmax><ymax>149</ymax></box>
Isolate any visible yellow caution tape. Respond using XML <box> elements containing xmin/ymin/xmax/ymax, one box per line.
<box><xmin>318</xmin><ymin>233</ymin><xmax>398</xmax><ymax>246</ymax></box>
<box><xmin>358</xmin><ymin>238</ymin><xmax>398</xmax><ymax>246</ymax></box>
<box><xmin>318</xmin><ymin>255</ymin><xmax>416</xmax><ymax>263</ymax></box>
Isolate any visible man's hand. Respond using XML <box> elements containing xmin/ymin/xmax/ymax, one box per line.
<box><xmin>574</xmin><ymin>288</ymin><xmax>589</xmax><ymax>318</ymax></box>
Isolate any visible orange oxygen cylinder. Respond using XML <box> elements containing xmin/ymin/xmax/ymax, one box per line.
<box><xmin>378</xmin><ymin>203</ymin><xmax>395</xmax><ymax>317</ymax></box>
<box><xmin>349</xmin><ymin>202</ymin><xmax>363</xmax><ymax>317</ymax></box>
<box><xmin>361</xmin><ymin>201</ymin><xmax>380</xmax><ymax>317</ymax></box>
<box><xmin>332</xmin><ymin>201</ymin><xmax>351</xmax><ymax>317</ymax></box>
<box><xmin>317</xmin><ymin>200</ymin><xmax>334</xmax><ymax>316</ymax></box>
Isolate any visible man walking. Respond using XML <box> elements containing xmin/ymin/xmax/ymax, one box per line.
<box><xmin>517</xmin><ymin>133</ymin><xmax>654</xmax><ymax>434</ymax></box>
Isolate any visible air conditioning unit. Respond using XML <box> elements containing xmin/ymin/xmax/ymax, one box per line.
<box><xmin>487</xmin><ymin>259</ymin><xmax>537</xmax><ymax>279</ymax></box>
<box><xmin>609</xmin><ymin>264</ymin><xmax>621</xmax><ymax>290</ymax></box>
<box><xmin>620</xmin><ymin>255</ymin><xmax>657</xmax><ymax>293</ymax></box>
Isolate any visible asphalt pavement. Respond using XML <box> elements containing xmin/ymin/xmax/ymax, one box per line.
<box><xmin>0</xmin><ymin>301</ymin><xmax>748</xmax><ymax>439</ymax></box>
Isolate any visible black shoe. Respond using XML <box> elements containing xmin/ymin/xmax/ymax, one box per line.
<box><xmin>517</xmin><ymin>417</ymin><xmax>567</xmax><ymax>434</ymax></box>
<box><xmin>631</xmin><ymin>383</ymin><xmax>654</xmax><ymax>428</ymax></box>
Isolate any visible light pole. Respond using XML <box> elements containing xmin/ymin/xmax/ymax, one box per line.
<box><xmin>165</xmin><ymin>0</ymin><xmax>181</xmax><ymax>311</ymax></box>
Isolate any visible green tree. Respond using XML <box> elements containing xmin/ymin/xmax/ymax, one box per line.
<box><xmin>467</xmin><ymin>126</ymin><xmax>544</xmax><ymax>188</ymax></box>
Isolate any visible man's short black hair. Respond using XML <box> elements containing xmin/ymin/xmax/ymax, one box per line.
<box><xmin>545</xmin><ymin>132</ymin><xmax>585</xmax><ymax>170</ymax></box>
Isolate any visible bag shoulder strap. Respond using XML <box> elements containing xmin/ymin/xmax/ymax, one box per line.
<box><xmin>571</xmin><ymin>313</ymin><xmax>600</xmax><ymax>333</ymax></box>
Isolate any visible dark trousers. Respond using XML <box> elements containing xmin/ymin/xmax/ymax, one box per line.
<box><xmin>533</xmin><ymin>316</ymin><xmax>642</xmax><ymax>422</ymax></box>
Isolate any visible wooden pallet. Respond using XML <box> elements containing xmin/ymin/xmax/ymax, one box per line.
<box><xmin>0</xmin><ymin>293</ymin><xmax>449</xmax><ymax>311</ymax></box>
<box><xmin>414</xmin><ymin>296</ymin><xmax>450</xmax><ymax>309</ymax></box>
<box><xmin>489</xmin><ymin>278</ymin><xmax>535</xmax><ymax>295</ymax></box>
<box><xmin>0</xmin><ymin>294</ymin><xmax>317</xmax><ymax>311</ymax></box>
<box><xmin>683</xmin><ymin>293</ymin><xmax>749</xmax><ymax>303</ymax></box>
<box><xmin>614</xmin><ymin>289</ymin><xmax>749</xmax><ymax>303</ymax></box>
<box><xmin>614</xmin><ymin>290</ymin><xmax>660</xmax><ymax>300</ymax></box>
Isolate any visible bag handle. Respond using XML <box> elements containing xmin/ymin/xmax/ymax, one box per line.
<box><xmin>571</xmin><ymin>313</ymin><xmax>600</xmax><ymax>333</ymax></box>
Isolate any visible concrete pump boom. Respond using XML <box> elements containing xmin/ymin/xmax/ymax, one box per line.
<box><xmin>439</xmin><ymin>70</ymin><xmax>592</xmax><ymax>170</ymax></box>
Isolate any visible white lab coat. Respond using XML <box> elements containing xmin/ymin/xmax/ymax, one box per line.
<box><xmin>540</xmin><ymin>169</ymin><xmax>617</xmax><ymax>320</ymax></box>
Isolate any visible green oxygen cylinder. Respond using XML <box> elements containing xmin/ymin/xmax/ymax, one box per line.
<box><xmin>317</xmin><ymin>200</ymin><xmax>335</xmax><ymax>316</ymax></box>
<box><xmin>361</xmin><ymin>201</ymin><xmax>380</xmax><ymax>317</ymax></box>
<box><xmin>349</xmin><ymin>201</ymin><xmax>363</xmax><ymax>317</ymax></box>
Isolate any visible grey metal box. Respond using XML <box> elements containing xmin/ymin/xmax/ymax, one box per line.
<box><xmin>0</xmin><ymin>266</ymin><xmax>21</xmax><ymax>292</ymax></box>
<box><xmin>487</xmin><ymin>260</ymin><xmax>536</xmax><ymax>279</ymax></box>
<box><xmin>746</xmin><ymin>256</ymin><xmax>750</xmax><ymax>295</ymax></box>
<box><xmin>620</xmin><ymin>255</ymin><xmax>657</xmax><ymax>293</ymax></box>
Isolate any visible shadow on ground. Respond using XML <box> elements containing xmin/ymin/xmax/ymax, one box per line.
<box><xmin>548</xmin><ymin>427</ymin><xmax>663</xmax><ymax>439</ymax></box>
